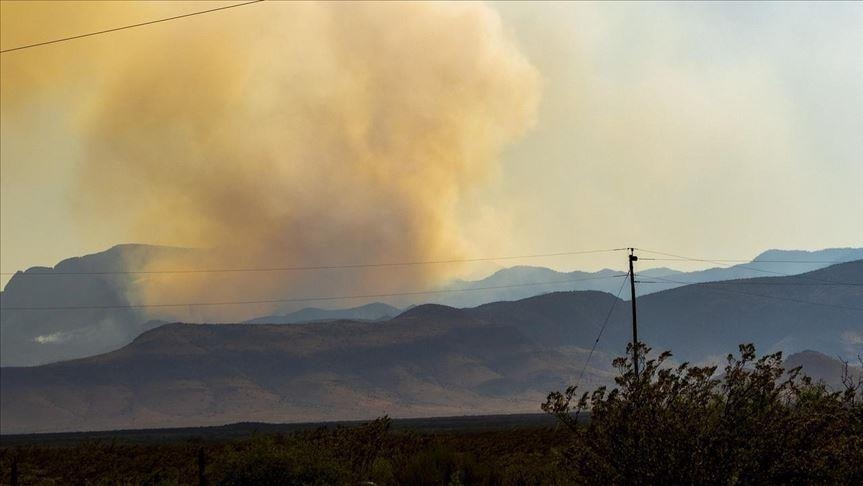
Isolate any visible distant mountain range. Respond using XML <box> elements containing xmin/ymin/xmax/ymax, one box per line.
<box><xmin>2</xmin><ymin>261</ymin><xmax>860</xmax><ymax>433</ymax></box>
<box><xmin>431</xmin><ymin>247</ymin><xmax>863</xmax><ymax>307</ymax></box>
<box><xmin>2</xmin><ymin>245</ymin><xmax>861</xmax><ymax>366</ymax></box>
<box><xmin>631</xmin><ymin>261</ymin><xmax>863</xmax><ymax>363</ymax></box>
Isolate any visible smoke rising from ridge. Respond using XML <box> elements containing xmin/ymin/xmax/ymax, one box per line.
<box><xmin>3</xmin><ymin>2</ymin><xmax>539</xmax><ymax>320</ymax></box>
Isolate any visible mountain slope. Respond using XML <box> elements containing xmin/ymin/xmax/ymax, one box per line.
<box><xmin>2</xmin><ymin>246</ymin><xmax>860</xmax><ymax>367</ymax></box>
<box><xmin>458</xmin><ymin>260</ymin><xmax>863</xmax><ymax>363</ymax></box>
<box><xmin>785</xmin><ymin>350</ymin><xmax>862</xmax><ymax>390</ymax></box>
<box><xmin>0</xmin><ymin>311</ymin><xmax>610</xmax><ymax>434</ymax></box>
<box><xmin>433</xmin><ymin>248</ymin><xmax>863</xmax><ymax>307</ymax></box>
<box><xmin>0</xmin><ymin>244</ymin><xmax>190</xmax><ymax>367</ymax></box>
<box><xmin>635</xmin><ymin>260</ymin><xmax>863</xmax><ymax>363</ymax></box>
<box><xmin>3</xmin><ymin>261</ymin><xmax>860</xmax><ymax>434</ymax></box>
<box><xmin>245</xmin><ymin>302</ymin><xmax>400</xmax><ymax>324</ymax></box>
<box><xmin>466</xmin><ymin>290</ymin><xmax>630</xmax><ymax>349</ymax></box>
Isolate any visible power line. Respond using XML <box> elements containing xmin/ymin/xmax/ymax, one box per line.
<box><xmin>1</xmin><ymin>273</ymin><xmax>628</xmax><ymax>311</ymax></box>
<box><xmin>573</xmin><ymin>274</ymin><xmax>630</xmax><ymax>388</ymax></box>
<box><xmin>0</xmin><ymin>248</ymin><xmax>627</xmax><ymax>276</ymax></box>
<box><xmin>646</xmin><ymin>275</ymin><xmax>863</xmax><ymax>312</ymax></box>
<box><xmin>640</xmin><ymin>257</ymin><xmax>858</xmax><ymax>264</ymax></box>
<box><xmin>3</xmin><ymin>247</ymin><xmax>857</xmax><ymax>310</ymax></box>
<box><xmin>638</xmin><ymin>280</ymin><xmax>861</xmax><ymax>287</ymax></box>
<box><xmin>0</xmin><ymin>0</ymin><xmax>264</xmax><ymax>54</ymax></box>
<box><xmin>635</xmin><ymin>248</ymin><xmax>856</xmax><ymax>285</ymax></box>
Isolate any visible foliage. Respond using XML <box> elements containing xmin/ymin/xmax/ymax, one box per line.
<box><xmin>542</xmin><ymin>343</ymin><xmax>863</xmax><ymax>484</ymax></box>
<box><xmin>0</xmin><ymin>417</ymin><xmax>566</xmax><ymax>485</ymax></box>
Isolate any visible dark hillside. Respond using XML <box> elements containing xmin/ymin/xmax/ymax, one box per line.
<box><xmin>2</xmin><ymin>261</ymin><xmax>860</xmax><ymax>433</ymax></box>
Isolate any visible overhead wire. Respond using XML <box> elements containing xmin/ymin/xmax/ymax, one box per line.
<box><xmin>569</xmin><ymin>253</ymin><xmax>862</xmax><ymax>392</ymax></box>
<box><xmin>635</xmin><ymin>278</ymin><xmax>861</xmax><ymax>287</ymax></box>
<box><xmin>1</xmin><ymin>273</ymin><xmax>629</xmax><ymax>311</ymax></box>
<box><xmin>2</xmin><ymin>247</ymin><xmax>858</xmax><ymax>311</ymax></box>
<box><xmin>644</xmin><ymin>275</ymin><xmax>863</xmax><ymax>312</ymax></box>
<box><xmin>640</xmin><ymin>257</ymin><xmax>857</xmax><ymax>264</ymax></box>
<box><xmin>0</xmin><ymin>248</ymin><xmax>628</xmax><ymax>276</ymax></box>
<box><xmin>5</xmin><ymin>248</ymin><xmax>853</xmax><ymax>278</ymax></box>
<box><xmin>572</xmin><ymin>273</ymin><xmax>630</xmax><ymax>389</ymax></box>
<box><xmin>0</xmin><ymin>1</ymin><xmax>265</xmax><ymax>54</ymax></box>
<box><xmin>635</xmin><ymin>248</ymin><xmax>859</xmax><ymax>285</ymax></box>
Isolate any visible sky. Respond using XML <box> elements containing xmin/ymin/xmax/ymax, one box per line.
<box><xmin>486</xmin><ymin>1</ymin><xmax>863</xmax><ymax>273</ymax></box>
<box><xmin>1</xmin><ymin>1</ymin><xmax>862</xmax><ymax>294</ymax></box>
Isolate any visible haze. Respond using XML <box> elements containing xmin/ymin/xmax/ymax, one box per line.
<box><xmin>2</xmin><ymin>1</ymin><xmax>861</xmax><ymax>298</ymax></box>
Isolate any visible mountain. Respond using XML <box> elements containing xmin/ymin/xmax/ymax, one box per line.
<box><xmin>431</xmin><ymin>247</ymin><xmax>863</xmax><ymax>307</ymax></box>
<box><xmin>466</xmin><ymin>290</ymin><xmax>631</xmax><ymax>349</ymax></box>
<box><xmin>0</xmin><ymin>312</ymin><xmax>613</xmax><ymax>434</ymax></box>
<box><xmin>453</xmin><ymin>261</ymin><xmax>863</xmax><ymax>363</ymax></box>
<box><xmin>0</xmin><ymin>244</ymin><xmax>190</xmax><ymax>367</ymax></box>
<box><xmin>435</xmin><ymin>266</ymin><xmax>636</xmax><ymax>308</ymax></box>
<box><xmin>784</xmin><ymin>350</ymin><xmax>862</xmax><ymax>390</ymax></box>
<box><xmin>2</xmin><ymin>261</ymin><xmax>860</xmax><ymax>434</ymax></box>
<box><xmin>640</xmin><ymin>247</ymin><xmax>863</xmax><ymax>289</ymax></box>
<box><xmin>634</xmin><ymin>260</ymin><xmax>863</xmax><ymax>363</ymax></box>
<box><xmin>2</xmin><ymin>245</ymin><xmax>860</xmax><ymax>367</ymax></box>
<box><xmin>245</xmin><ymin>302</ymin><xmax>400</xmax><ymax>324</ymax></box>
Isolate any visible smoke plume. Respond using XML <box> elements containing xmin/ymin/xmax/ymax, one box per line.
<box><xmin>3</xmin><ymin>2</ymin><xmax>539</xmax><ymax>320</ymax></box>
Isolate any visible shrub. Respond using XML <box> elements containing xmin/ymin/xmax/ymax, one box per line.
<box><xmin>542</xmin><ymin>343</ymin><xmax>863</xmax><ymax>484</ymax></box>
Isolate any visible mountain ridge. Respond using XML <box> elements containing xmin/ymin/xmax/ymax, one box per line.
<box><xmin>245</xmin><ymin>302</ymin><xmax>400</xmax><ymax>324</ymax></box>
<box><xmin>2</xmin><ymin>260</ymin><xmax>860</xmax><ymax>433</ymax></box>
<box><xmin>2</xmin><ymin>245</ymin><xmax>861</xmax><ymax>366</ymax></box>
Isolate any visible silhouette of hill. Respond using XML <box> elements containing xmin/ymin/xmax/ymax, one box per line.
<box><xmin>0</xmin><ymin>244</ymin><xmax>190</xmax><ymax>367</ymax></box>
<box><xmin>433</xmin><ymin>247</ymin><xmax>863</xmax><ymax>307</ymax></box>
<box><xmin>0</xmin><ymin>313</ymin><xmax>609</xmax><ymax>433</ymax></box>
<box><xmin>2</xmin><ymin>246</ymin><xmax>860</xmax><ymax>367</ymax></box>
<box><xmin>245</xmin><ymin>302</ymin><xmax>400</xmax><ymax>324</ymax></box>
<box><xmin>784</xmin><ymin>350</ymin><xmax>862</xmax><ymax>390</ymax></box>
<box><xmin>2</xmin><ymin>261</ymin><xmax>860</xmax><ymax>433</ymax></box>
<box><xmin>634</xmin><ymin>260</ymin><xmax>863</xmax><ymax>363</ymax></box>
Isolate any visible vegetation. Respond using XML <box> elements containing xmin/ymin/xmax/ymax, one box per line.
<box><xmin>543</xmin><ymin>343</ymin><xmax>863</xmax><ymax>484</ymax></box>
<box><xmin>0</xmin><ymin>420</ymin><xmax>566</xmax><ymax>485</ymax></box>
<box><xmin>2</xmin><ymin>344</ymin><xmax>860</xmax><ymax>484</ymax></box>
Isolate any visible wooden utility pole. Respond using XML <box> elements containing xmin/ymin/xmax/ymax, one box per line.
<box><xmin>10</xmin><ymin>457</ymin><xmax>18</xmax><ymax>486</ymax></box>
<box><xmin>197</xmin><ymin>447</ymin><xmax>206</xmax><ymax>486</ymax></box>
<box><xmin>628</xmin><ymin>248</ymin><xmax>639</xmax><ymax>377</ymax></box>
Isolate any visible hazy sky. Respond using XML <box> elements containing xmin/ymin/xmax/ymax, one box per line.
<box><xmin>2</xmin><ymin>1</ymin><xmax>861</xmax><ymax>289</ymax></box>
<box><xmin>485</xmin><ymin>1</ymin><xmax>863</xmax><ymax>272</ymax></box>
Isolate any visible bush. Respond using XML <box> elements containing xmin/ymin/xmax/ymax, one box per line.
<box><xmin>209</xmin><ymin>435</ymin><xmax>342</xmax><ymax>485</ymax></box>
<box><xmin>210</xmin><ymin>416</ymin><xmax>391</xmax><ymax>485</ymax></box>
<box><xmin>542</xmin><ymin>343</ymin><xmax>863</xmax><ymax>484</ymax></box>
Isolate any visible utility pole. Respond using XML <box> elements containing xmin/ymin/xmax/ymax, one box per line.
<box><xmin>628</xmin><ymin>248</ymin><xmax>639</xmax><ymax>377</ymax></box>
<box><xmin>198</xmin><ymin>447</ymin><xmax>206</xmax><ymax>486</ymax></box>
